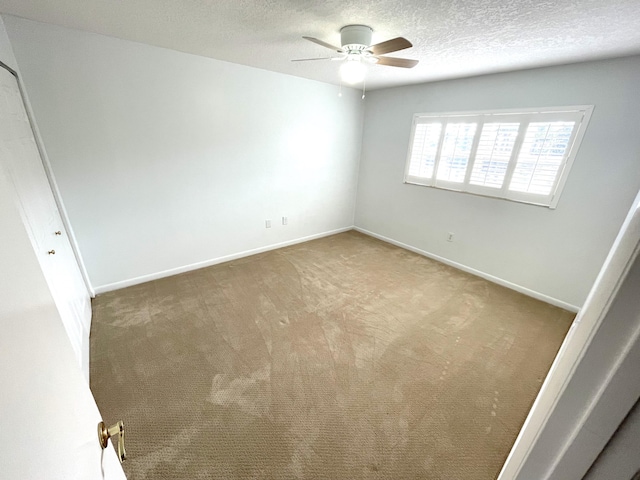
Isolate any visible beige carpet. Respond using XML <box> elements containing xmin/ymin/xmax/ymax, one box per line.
<box><xmin>90</xmin><ymin>231</ymin><xmax>572</xmax><ymax>479</ymax></box>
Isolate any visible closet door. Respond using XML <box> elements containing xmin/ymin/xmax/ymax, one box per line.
<box><xmin>0</xmin><ymin>64</ymin><xmax>91</xmax><ymax>374</ymax></box>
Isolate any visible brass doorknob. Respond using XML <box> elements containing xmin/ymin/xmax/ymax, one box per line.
<box><xmin>47</xmin><ymin>250</ymin><xmax>55</xmax><ymax>255</ymax></box>
<box><xmin>98</xmin><ymin>420</ymin><xmax>126</xmax><ymax>463</ymax></box>
<box><xmin>54</xmin><ymin>231</ymin><xmax>62</xmax><ymax>235</ymax></box>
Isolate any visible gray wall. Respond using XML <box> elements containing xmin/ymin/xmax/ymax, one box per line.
<box><xmin>4</xmin><ymin>16</ymin><xmax>364</xmax><ymax>291</ymax></box>
<box><xmin>0</xmin><ymin>15</ymin><xmax>16</xmax><ymax>69</ymax></box>
<box><xmin>584</xmin><ymin>400</ymin><xmax>640</xmax><ymax>480</ymax></box>
<box><xmin>355</xmin><ymin>56</ymin><xmax>640</xmax><ymax>308</ymax></box>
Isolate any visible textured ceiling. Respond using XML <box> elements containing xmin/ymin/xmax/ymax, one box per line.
<box><xmin>1</xmin><ymin>0</ymin><xmax>639</xmax><ymax>90</ymax></box>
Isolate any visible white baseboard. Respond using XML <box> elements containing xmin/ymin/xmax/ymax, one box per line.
<box><xmin>95</xmin><ymin>224</ymin><xmax>581</xmax><ymax>313</ymax></box>
<box><xmin>94</xmin><ymin>226</ymin><xmax>353</xmax><ymax>294</ymax></box>
<box><xmin>354</xmin><ymin>226</ymin><xmax>580</xmax><ymax>313</ymax></box>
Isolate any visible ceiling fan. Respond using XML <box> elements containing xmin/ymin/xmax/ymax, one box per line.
<box><xmin>293</xmin><ymin>25</ymin><xmax>419</xmax><ymax>84</ymax></box>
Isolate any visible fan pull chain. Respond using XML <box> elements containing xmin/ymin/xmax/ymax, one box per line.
<box><xmin>338</xmin><ymin>81</ymin><xmax>342</xmax><ymax>97</ymax></box>
<box><xmin>361</xmin><ymin>77</ymin><xmax>366</xmax><ymax>100</ymax></box>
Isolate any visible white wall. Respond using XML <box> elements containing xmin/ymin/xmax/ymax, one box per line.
<box><xmin>3</xmin><ymin>16</ymin><xmax>364</xmax><ymax>292</ymax></box>
<box><xmin>355</xmin><ymin>56</ymin><xmax>640</xmax><ymax>308</ymax></box>
<box><xmin>5</xmin><ymin>16</ymin><xmax>639</xmax><ymax>308</ymax></box>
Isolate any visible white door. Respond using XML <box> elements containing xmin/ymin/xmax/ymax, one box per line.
<box><xmin>0</xmin><ymin>64</ymin><xmax>91</xmax><ymax>374</ymax></box>
<box><xmin>0</xmin><ymin>164</ymin><xmax>126</xmax><ymax>479</ymax></box>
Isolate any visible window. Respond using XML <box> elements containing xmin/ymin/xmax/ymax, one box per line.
<box><xmin>404</xmin><ymin>106</ymin><xmax>593</xmax><ymax>208</ymax></box>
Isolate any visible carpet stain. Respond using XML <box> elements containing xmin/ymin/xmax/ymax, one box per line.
<box><xmin>91</xmin><ymin>231</ymin><xmax>573</xmax><ymax>479</ymax></box>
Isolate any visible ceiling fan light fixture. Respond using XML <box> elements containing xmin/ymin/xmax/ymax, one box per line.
<box><xmin>340</xmin><ymin>25</ymin><xmax>373</xmax><ymax>49</ymax></box>
<box><xmin>295</xmin><ymin>25</ymin><xmax>418</xmax><ymax>87</ymax></box>
<box><xmin>340</xmin><ymin>59</ymin><xmax>366</xmax><ymax>84</ymax></box>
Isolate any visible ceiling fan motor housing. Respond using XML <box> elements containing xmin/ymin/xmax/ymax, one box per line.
<box><xmin>340</xmin><ymin>25</ymin><xmax>373</xmax><ymax>52</ymax></box>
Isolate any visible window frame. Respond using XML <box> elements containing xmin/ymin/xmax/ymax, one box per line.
<box><xmin>403</xmin><ymin>105</ymin><xmax>594</xmax><ymax>209</ymax></box>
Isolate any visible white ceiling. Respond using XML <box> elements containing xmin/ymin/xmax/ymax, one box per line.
<box><xmin>1</xmin><ymin>0</ymin><xmax>639</xmax><ymax>90</ymax></box>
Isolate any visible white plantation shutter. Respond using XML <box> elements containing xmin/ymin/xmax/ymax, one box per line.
<box><xmin>406</xmin><ymin>123</ymin><xmax>442</xmax><ymax>182</ymax></box>
<box><xmin>404</xmin><ymin>106</ymin><xmax>592</xmax><ymax>207</ymax></box>
<box><xmin>509</xmin><ymin>121</ymin><xmax>575</xmax><ymax>195</ymax></box>
<box><xmin>469</xmin><ymin>123</ymin><xmax>519</xmax><ymax>189</ymax></box>
<box><xmin>436</xmin><ymin>122</ymin><xmax>477</xmax><ymax>185</ymax></box>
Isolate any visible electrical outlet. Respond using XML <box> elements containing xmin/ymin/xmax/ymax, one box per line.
<box><xmin>447</xmin><ymin>232</ymin><xmax>454</xmax><ymax>242</ymax></box>
<box><xmin>282</xmin><ymin>216</ymin><xmax>288</xmax><ymax>225</ymax></box>
<box><xmin>265</xmin><ymin>220</ymin><xmax>271</xmax><ymax>228</ymax></box>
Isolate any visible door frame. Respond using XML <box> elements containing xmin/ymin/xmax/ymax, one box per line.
<box><xmin>0</xmin><ymin>60</ymin><xmax>94</xmax><ymax>296</ymax></box>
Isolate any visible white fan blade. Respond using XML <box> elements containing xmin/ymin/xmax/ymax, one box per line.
<box><xmin>291</xmin><ymin>57</ymin><xmax>335</xmax><ymax>62</ymax></box>
<box><xmin>302</xmin><ymin>36</ymin><xmax>344</xmax><ymax>53</ymax></box>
